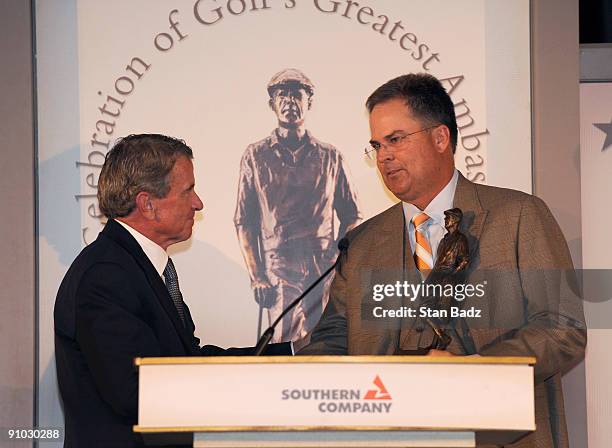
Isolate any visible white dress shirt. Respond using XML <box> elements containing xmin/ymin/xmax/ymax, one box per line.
<box><xmin>402</xmin><ymin>169</ymin><xmax>459</xmax><ymax>267</ymax></box>
<box><xmin>116</xmin><ymin>219</ymin><xmax>168</xmax><ymax>278</ymax></box>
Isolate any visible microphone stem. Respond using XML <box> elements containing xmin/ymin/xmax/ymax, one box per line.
<box><xmin>270</xmin><ymin>261</ymin><xmax>338</xmax><ymax>329</ymax></box>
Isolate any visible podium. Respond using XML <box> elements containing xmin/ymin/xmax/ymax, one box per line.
<box><xmin>133</xmin><ymin>356</ymin><xmax>535</xmax><ymax>447</ymax></box>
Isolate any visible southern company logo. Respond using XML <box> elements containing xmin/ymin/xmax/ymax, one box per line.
<box><xmin>281</xmin><ymin>375</ymin><xmax>393</xmax><ymax>413</ymax></box>
<box><xmin>364</xmin><ymin>375</ymin><xmax>392</xmax><ymax>400</ymax></box>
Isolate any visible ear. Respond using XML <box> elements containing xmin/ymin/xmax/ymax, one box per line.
<box><xmin>268</xmin><ymin>97</ymin><xmax>275</xmax><ymax>111</ymax></box>
<box><xmin>307</xmin><ymin>96</ymin><xmax>313</xmax><ymax>110</ymax></box>
<box><xmin>432</xmin><ymin>125</ymin><xmax>451</xmax><ymax>153</ymax></box>
<box><xmin>135</xmin><ymin>191</ymin><xmax>155</xmax><ymax>220</ymax></box>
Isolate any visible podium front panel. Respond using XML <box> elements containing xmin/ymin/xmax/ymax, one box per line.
<box><xmin>136</xmin><ymin>356</ymin><xmax>535</xmax><ymax>433</ymax></box>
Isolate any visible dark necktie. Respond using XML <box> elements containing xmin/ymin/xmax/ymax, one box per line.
<box><xmin>163</xmin><ymin>258</ymin><xmax>186</xmax><ymax>326</ymax></box>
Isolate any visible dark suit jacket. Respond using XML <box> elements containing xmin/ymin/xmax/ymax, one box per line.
<box><xmin>54</xmin><ymin>219</ymin><xmax>289</xmax><ymax>448</ymax></box>
<box><xmin>300</xmin><ymin>174</ymin><xmax>586</xmax><ymax>448</ymax></box>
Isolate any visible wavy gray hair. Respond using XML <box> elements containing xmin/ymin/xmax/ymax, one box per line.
<box><xmin>98</xmin><ymin>134</ymin><xmax>193</xmax><ymax>219</ymax></box>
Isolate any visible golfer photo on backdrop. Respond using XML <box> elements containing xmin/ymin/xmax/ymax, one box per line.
<box><xmin>234</xmin><ymin>68</ymin><xmax>361</xmax><ymax>343</ymax></box>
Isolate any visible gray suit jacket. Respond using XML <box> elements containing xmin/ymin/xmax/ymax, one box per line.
<box><xmin>300</xmin><ymin>174</ymin><xmax>586</xmax><ymax>448</ymax></box>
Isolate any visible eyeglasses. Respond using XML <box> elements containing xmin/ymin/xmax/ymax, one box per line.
<box><xmin>364</xmin><ymin>125</ymin><xmax>440</xmax><ymax>160</ymax></box>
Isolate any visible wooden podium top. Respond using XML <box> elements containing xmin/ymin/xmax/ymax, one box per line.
<box><xmin>135</xmin><ymin>355</ymin><xmax>536</xmax><ymax>366</ymax></box>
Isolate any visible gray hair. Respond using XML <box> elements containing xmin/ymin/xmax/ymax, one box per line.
<box><xmin>98</xmin><ymin>134</ymin><xmax>193</xmax><ymax>219</ymax></box>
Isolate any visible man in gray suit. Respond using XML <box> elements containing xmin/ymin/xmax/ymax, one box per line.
<box><xmin>299</xmin><ymin>73</ymin><xmax>586</xmax><ymax>448</ymax></box>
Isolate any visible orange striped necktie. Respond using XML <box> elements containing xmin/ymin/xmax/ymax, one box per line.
<box><xmin>412</xmin><ymin>212</ymin><xmax>433</xmax><ymax>276</ymax></box>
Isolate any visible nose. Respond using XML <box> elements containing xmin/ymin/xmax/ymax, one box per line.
<box><xmin>376</xmin><ymin>144</ymin><xmax>394</xmax><ymax>162</ymax></box>
<box><xmin>193</xmin><ymin>191</ymin><xmax>204</xmax><ymax>211</ymax></box>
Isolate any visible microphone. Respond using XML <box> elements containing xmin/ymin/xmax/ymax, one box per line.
<box><xmin>252</xmin><ymin>237</ymin><xmax>350</xmax><ymax>356</ymax></box>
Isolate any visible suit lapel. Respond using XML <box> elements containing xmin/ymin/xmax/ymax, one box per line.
<box><xmin>452</xmin><ymin>173</ymin><xmax>488</xmax><ymax>264</ymax></box>
<box><xmin>102</xmin><ymin>220</ymin><xmax>198</xmax><ymax>355</ymax></box>
<box><xmin>375</xmin><ymin>204</ymin><xmax>423</xmax><ymax>351</ymax></box>
<box><xmin>377</xmin><ymin>203</ymin><xmax>404</xmax><ymax>269</ymax></box>
<box><xmin>449</xmin><ymin>174</ymin><xmax>489</xmax><ymax>353</ymax></box>
<box><xmin>375</xmin><ymin>203</ymin><xmax>421</xmax><ymax>291</ymax></box>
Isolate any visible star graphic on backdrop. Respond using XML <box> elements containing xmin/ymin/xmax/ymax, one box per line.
<box><xmin>594</xmin><ymin>119</ymin><xmax>612</xmax><ymax>152</ymax></box>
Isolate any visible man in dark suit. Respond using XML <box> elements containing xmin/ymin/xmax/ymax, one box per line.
<box><xmin>54</xmin><ymin>134</ymin><xmax>289</xmax><ymax>448</ymax></box>
<box><xmin>299</xmin><ymin>74</ymin><xmax>586</xmax><ymax>447</ymax></box>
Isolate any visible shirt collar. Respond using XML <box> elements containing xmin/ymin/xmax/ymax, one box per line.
<box><xmin>116</xmin><ymin>219</ymin><xmax>168</xmax><ymax>277</ymax></box>
<box><xmin>402</xmin><ymin>169</ymin><xmax>459</xmax><ymax>227</ymax></box>
<box><xmin>268</xmin><ymin>129</ymin><xmax>315</xmax><ymax>149</ymax></box>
